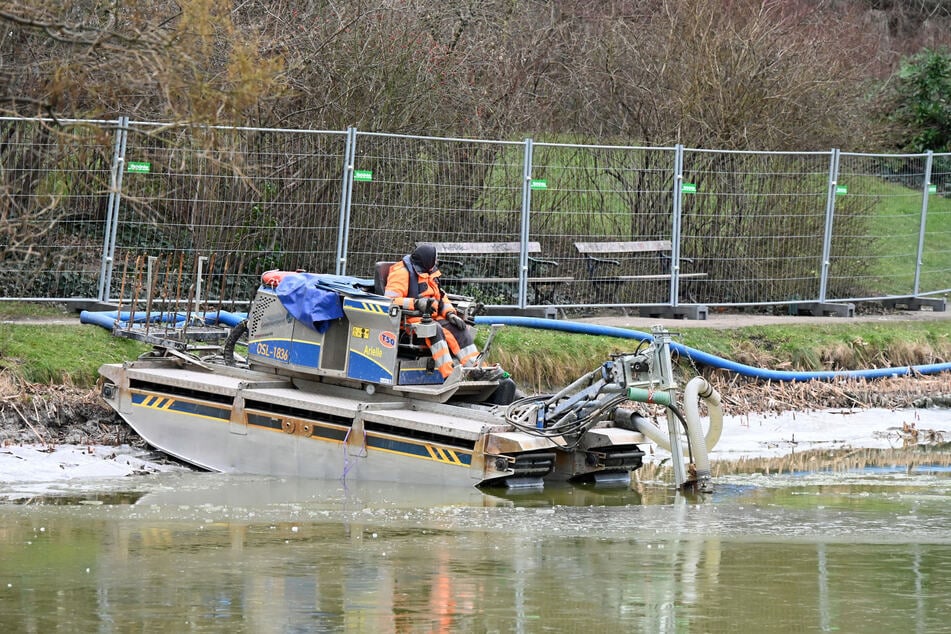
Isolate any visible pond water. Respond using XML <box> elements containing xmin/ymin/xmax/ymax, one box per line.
<box><xmin>2</xmin><ymin>465</ymin><xmax>951</xmax><ymax>633</ymax></box>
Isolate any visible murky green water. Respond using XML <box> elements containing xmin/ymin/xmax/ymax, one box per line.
<box><xmin>2</xmin><ymin>471</ymin><xmax>951</xmax><ymax>633</ymax></box>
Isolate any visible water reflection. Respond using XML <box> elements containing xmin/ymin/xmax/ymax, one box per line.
<box><xmin>2</xmin><ymin>473</ymin><xmax>951</xmax><ymax>632</ymax></box>
<box><xmin>5</xmin><ymin>491</ymin><xmax>147</xmax><ymax>506</ymax></box>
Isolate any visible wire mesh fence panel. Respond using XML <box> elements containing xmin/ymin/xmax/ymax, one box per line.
<box><xmin>0</xmin><ymin>117</ymin><xmax>118</xmax><ymax>300</ymax></box>
<box><xmin>110</xmin><ymin>123</ymin><xmax>348</xmax><ymax>305</ymax></box>
<box><xmin>680</xmin><ymin>149</ymin><xmax>832</xmax><ymax>306</ymax></box>
<box><xmin>919</xmin><ymin>153</ymin><xmax>951</xmax><ymax>295</ymax></box>
<box><xmin>346</xmin><ymin>133</ymin><xmax>526</xmax><ymax>303</ymax></box>
<box><xmin>828</xmin><ymin>153</ymin><xmax>930</xmax><ymax>300</ymax></box>
<box><xmin>2</xmin><ymin>114</ymin><xmax>950</xmax><ymax>314</ymax></box>
<box><xmin>527</xmin><ymin>143</ymin><xmax>676</xmax><ymax>307</ymax></box>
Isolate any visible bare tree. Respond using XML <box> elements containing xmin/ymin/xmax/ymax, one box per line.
<box><xmin>4</xmin><ymin>0</ymin><xmax>949</xmax><ymax>141</ymax></box>
<box><xmin>551</xmin><ymin>0</ymin><xmax>890</xmax><ymax>150</ymax></box>
<box><xmin>0</xmin><ymin>0</ymin><xmax>287</xmax><ymax>121</ymax></box>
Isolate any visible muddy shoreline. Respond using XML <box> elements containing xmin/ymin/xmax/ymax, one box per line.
<box><xmin>2</xmin><ymin>371</ymin><xmax>950</xmax><ymax>451</ymax></box>
<box><xmin>0</xmin><ymin>381</ymin><xmax>146</xmax><ymax>449</ymax></box>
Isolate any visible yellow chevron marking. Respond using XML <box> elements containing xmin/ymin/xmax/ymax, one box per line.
<box><xmin>131</xmin><ymin>390</ymin><xmax>227</xmax><ymax>424</ymax></box>
<box><xmin>347</xmin><ymin>300</ymin><xmax>389</xmax><ymax>314</ymax></box>
<box><xmin>426</xmin><ymin>446</ymin><xmax>464</xmax><ymax>465</ymax></box>
<box><xmin>141</xmin><ymin>395</ymin><xmax>173</xmax><ymax>410</ymax></box>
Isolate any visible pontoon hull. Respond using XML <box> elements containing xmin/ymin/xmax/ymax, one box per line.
<box><xmin>99</xmin><ymin>359</ymin><xmax>645</xmax><ymax>488</ymax></box>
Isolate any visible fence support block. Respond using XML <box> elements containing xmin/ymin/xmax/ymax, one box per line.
<box><xmin>791</xmin><ymin>302</ymin><xmax>855</xmax><ymax>318</ymax></box>
<box><xmin>637</xmin><ymin>304</ymin><xmax>709</xmax><ymax>320</ymax></box>
<box><xmin>880</xmin><ymin>297</ymin><xmax>946</xmax><ymax>312</ymax></box>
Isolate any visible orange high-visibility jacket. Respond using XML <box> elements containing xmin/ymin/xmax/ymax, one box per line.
<box><xmin>385</xmin><ymin>259</ymin><xmax>455</xmax><ymax>319</ymax></box>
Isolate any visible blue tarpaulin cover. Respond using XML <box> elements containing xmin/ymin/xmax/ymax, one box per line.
<box><xmin>275</xmin><ymin>273</ymin><xmax>345</xmax><ymax>333</ymax></box>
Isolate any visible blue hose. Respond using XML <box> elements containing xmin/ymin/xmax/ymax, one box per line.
<box><xmin>81</xmin><ymin>310</ymin><xmax>247</xmax><ymax>330</ymax></box>
<box><xmin>474</xmin><ymin>315</ymin><xmax>951</xmax><ymax>382</ymax></box>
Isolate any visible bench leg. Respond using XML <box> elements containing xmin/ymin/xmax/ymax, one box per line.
<box><xmin>530</xmin><ymin>282</ymin><xmax>572</xmax><ymax>305</ymax></box>
<box><xmin>590</xmin><ymin>279</ymin><xmax>623</xmax><ymax>305</ymax></box>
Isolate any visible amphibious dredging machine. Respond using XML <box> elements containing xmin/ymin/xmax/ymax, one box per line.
<box><xmin>92</xmin><ymin>264</ymin><xmax>723</xmax><ymax>490</ymax></box>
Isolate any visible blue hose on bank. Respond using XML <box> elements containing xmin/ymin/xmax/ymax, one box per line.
<box><xmin>474</xmin><ymin>315</ymin><xmax>951</xmax><ymax>382</ymax></box>
<box><xmin>80</xmin><ymin>310</ymin><xmax>247</xmax><ymax>330</ymax></box>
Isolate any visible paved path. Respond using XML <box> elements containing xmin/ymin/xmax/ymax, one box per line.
<box><xmin>578</xmin><ymin>306</ymin><xmax>951</xmax><ymax>330</ymax></box>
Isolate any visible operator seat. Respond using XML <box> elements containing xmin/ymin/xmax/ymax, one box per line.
<box><xmin>373</xmin><ymin>261</ymin><xmax>432</xmax><ymax>360</ymax></box>
<box><xmin>373</xmin><ymin>261</ymin><xmax>396</xmax><ymax>295</ymax></box>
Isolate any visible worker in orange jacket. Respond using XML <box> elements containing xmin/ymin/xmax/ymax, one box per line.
<box><xmin>385</xmin><ymin>244</ymin><xmax>502</xmax><ymax>381</ymax></box>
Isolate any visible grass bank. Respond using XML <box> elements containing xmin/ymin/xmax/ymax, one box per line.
<box><xmin>487</xmin><ymin>319</ymin><xmax>951</xmax><ymax>392</ymax></box>
<box><xmin>2</xmin><ymin>302</ymin><xmax>949</xmax><ymax>393</ymax></box>
<box><xmin>1</xmin><ymin>302</ymin><xmax>146</xmax><ymax>387</ymax></box>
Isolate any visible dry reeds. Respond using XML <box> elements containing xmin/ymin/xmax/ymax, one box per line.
<box><xmin>707</xmin><ymin>372</ymin><xmax>951</xmax><ymax>416</ymax></box>
<box><xmin>637</xmin><ymin>446</ymin><xmax>951</xmax><ymax>481</ymax></box>
<box><xmin>712</xmin><ymin>445</ymin><xmax>951</xmax><ymax>477</ymax></box>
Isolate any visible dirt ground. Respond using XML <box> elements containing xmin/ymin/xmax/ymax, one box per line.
<box><xmin>0</xmin><ymin>377</ymin><xmax>143</xmax><ymax>448</ymax></box>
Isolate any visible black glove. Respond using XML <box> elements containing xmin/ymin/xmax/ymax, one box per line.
<box><xmin>447</xmin><ymin>312</ymin><xmax>467</xmax><ymax>330</ymax></box>
<box><xmin>415</xmin><ymin>297</ymin><xmax>437</xmax><ymax>315</ymax></box>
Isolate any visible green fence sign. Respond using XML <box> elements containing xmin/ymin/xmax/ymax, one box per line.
<box><xmin>929</xmin><ymin>184</ymin><xmax>938</xmax><ymax>194</ymax></box>
<box><xmin>353</xmin><ymin>169</ymin><xmax>373</xmax><ymax>182</ymax></box>
<box><xmin>681</xmin><ymin>182</ymin><xmax>697</xmax><ymax>194</ymax></box>
<box><xmin>835</xmin><ymin>184</ymin><xmax>848</xmax><ymax>196</ymax></box>
<box><xmin>127</xmin><ymin>161</ymin><xmax>151</xmax><ymax>173</ymax></box>
<box><xmin>530</xmin><ymin>179</ymin><xmax>547</xmax><ymax>190</ymax></box>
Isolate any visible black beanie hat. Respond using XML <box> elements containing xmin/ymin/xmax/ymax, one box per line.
<box><xmin>411</xmin><ymin>244</ymin><xmax>437</xmax><ymax>273</ymax></box>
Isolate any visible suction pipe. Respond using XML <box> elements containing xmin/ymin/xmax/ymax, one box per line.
<box><xmin>683</xmin><ymin>377</ymin><xmax>723</xmax><ymax>453</ymax></box>
<box><xmin>621</xmin><ymin>377</ymin><xmax>722</xmax><ymax>484</ymax></box>
<box><xmin>682</xmin><ymin>377</ymin><xmax>723</xmax><ymax>482</ymax></box>
<box><xmin>475</xmin><ymin>314</ymin><xmax>945</xmax><ymax>491</ymax></box>
<box><xmin>615</xmin><ymin>410</ymin><xmax>671</xmax><ymax>449</ymax></box>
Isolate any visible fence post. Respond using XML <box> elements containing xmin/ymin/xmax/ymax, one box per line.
<box><xmin>913</xmin><ymin>151</ymin><xmax>934</xmax><ymax>296</ymax></box>
<box><xmin>670</xmin><ymin>144</ymin><xmax>685</xmax><ymax>307</ymax></box>
<box><xmin>818</xmin><ymin>148</ymin><xmax>840</xmax><ymax>304</ymax></box>
<box><xmin>335</xmin><ymin>126</ymin><xmax>357</xmax><ymax>276</ymax></box>
<box><xmin>97</xmin><ymin>116</ymin><xmax>129</xmax><ymax>302</ymax></box>
<box><xmin>518</xmin><ymin>138</ymin><xmax>534</xmax><ymax>309</ymax></box>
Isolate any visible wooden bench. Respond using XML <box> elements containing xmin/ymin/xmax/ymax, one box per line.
<box><xmin>574</xmin><ymin>240</ymin><xmax>707</xmax><ymax>303</ymax></box>
<box><xmin>418</xmin><ymin>241</ymin><xmax>573</xmax><ymax>303</ymax></box>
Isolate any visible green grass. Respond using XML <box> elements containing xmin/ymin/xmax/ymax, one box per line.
<box><xmin>0</xmin><ymin>301</ymin><xmax>73</xmax><ymax>320</ymax></box>
<box><xmin>854</xmin><ymin>177</ymin><xmax>951</xmax><ymax>294</ymax></box>
<box><xmin>1</xmin><ymin>322</ymin><xmax>148</xmax><ymax>386</ymax></box>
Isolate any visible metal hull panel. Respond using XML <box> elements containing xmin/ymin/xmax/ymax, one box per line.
<box><xmin>117</xmin><ymin>397</ymin><xmax>479</xmax><ymax>486</ymax></box>
<box><xmin>101</xmin><ymin>359</ymin><xmax>647</xmax><ymax>488</ymax></box>
<box><xmin>103</xmin><ymin>362</ymin><xmax>539</xmax><ymax>487</ymax></box>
